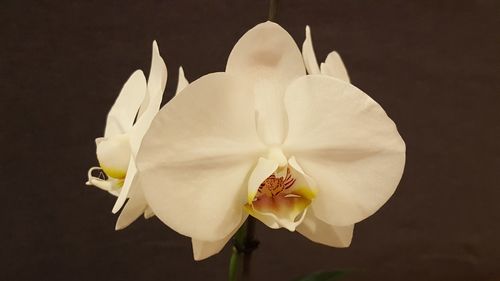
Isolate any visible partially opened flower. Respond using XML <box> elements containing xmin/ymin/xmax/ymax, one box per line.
<box><xmin>136</xmin><ymin>22</ymin><xmax>406</xmax><ymax>260</ymax></box>
<box><xmin>86</xmin><ymin>41</ymin><xmax>167</xmax><ymax>228</ymax></box>
<box><xmin>302</xmin><ymin>25</ymin><xmax>350</xmax><ymax>82</ymax></box>
<box><xmin>114</xmin><ymin>66</ymin><xmax>190</xmax><ymax>230</ymax></box>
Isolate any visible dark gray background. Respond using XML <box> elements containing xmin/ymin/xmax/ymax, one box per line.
<box><xmin>1</xmin><ymin>1</ymin><xmax>499</xmax><ymax>280</ymax></box>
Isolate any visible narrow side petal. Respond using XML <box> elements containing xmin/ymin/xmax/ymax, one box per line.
<box><xmin>320</xmin><ymin>51</ymin><xmax>350</xmax><ymax>82</ymax></box>
<box><xmin>284</xmin><ymin>75</ymin><xmax>406</xmax><ymax>226</ymax></box>
<box><xmin>115</xmin><ymin>175</ymin><xmax>147</xmax><ymax>230</ymax></box>
<box><xmin>137</xmin><ymin>73</ymin><xmax>265</xmax><ymax>241</ymax></box>
<box><xmin>176</xmin><ymin>66</ymin><xmax>189</xmax><ymax>95</ymax></box>
<box><xmin>128</xmin><ymin>42</ymin><xmax>168</xmax><ymax>157</ymax></box>
<box><xmin>112</xmin><ymin>156</ymin><xmax>137</xmax><ymax>213</ymax></box>
<box><xmin>226</xmin><ymin>21</ymin><xmax>305</xmax><ymax>88</ymax></box>
<box><xmin>138</xmin><ymin>41</ymin><xmax>168</xmax><ymax>118</ymax></box>
<box><xmin>301</xmin><ymin>25</ymin><xmax>321</xmax><ymax>75</ymax></box>
<box><xmin>297</xmin><ymin>209</ymin><xmax>354</xmax><ymax>247</ymax></box>
<box><xmin>104</xmin><ymin>70</ymin><xmax>147</xmax><ymax>137</ymax></box>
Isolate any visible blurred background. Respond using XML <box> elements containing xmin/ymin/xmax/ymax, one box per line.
<box><xmin>1</xmin><ymin>0</ymin><xmax>499</xmax><ymax>280</ymax></box>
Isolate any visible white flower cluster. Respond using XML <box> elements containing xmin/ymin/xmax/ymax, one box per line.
<box><xmin>86</xmin><ymin>22</ymin><xmax>405</xmax><ymax>261</ymax></box>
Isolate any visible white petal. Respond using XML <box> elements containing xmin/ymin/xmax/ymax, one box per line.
<box><xmin>284</xmin><ymin>75</ymin><xmax>406</xmax><ymax>226</ymax></box>
<box><xmin>191</xmin><ymin>216</ymin><xmax>246</xmax><ymax>261</ymax></box>
<box><xmin>320</xmin><ymin>51</ymin><xmax>350</xmax><ymax>82</ymax></box>
<box><xmin>176</xmin><ymin>66</ymin><xmax>189</xmax><ymax>95</ymax></box>
<box><xmin>297</xmin><ymin>209</ymin><xmax>354</xmax><ymax>247</ymax></box>
<box><xmin>247</xmin><ymin>157</ymin><xmax>279</xmax><ymax>203</ymax></box>
<box><xmin>227</xmin><ymin>22</ymin><xmax>304</xmax><ymax>145</ymax></box>
<box><xmin>254</xmin><ymin>80</ymin><xmax>288</xmax><ymax>145</ymax></box>
<box><xmin>191</xmin><ymin>238</ymin><xmax>230</xmax><ymax>261</ymax></box>
<box><xmin>138</xmin><ymin>41</ymin><xmax>168</xmax><ymax>118</ymax></box>
<box><xmin>301</xmin><ymin>26</ymin><xmax>321</xmax><ymax>75</ymax></box>
<box><xmin>137</xmin><ymin>73</ymin><xmax>265</xmax><ymax>241</ymax></box>
<box><xmin>226</xmin><ymin>21</ymin><xmax>305</xmax><ymax>88</ymax></box>
<box><xmin>147</xmin><ymin>41</ymin><xmax>168</xmax><ymax>98</ymax></box>
<box><xmin>104</xmin><ymin>70</ymin><xmax>147</xmax><ymax>137</ymax></box>
<box><xmin>129</xmin><ymin>42</ymin><xmax>167</xmax><ymax>154</ymax></box>
<box><xmin>115</xmin><ymin>175</ymin><xmax>147</xmax><ymax>230</ymax></box>
<box><xmin>112</xmin><ymin>156</ymin><xmax>137</xmax><ymax>213</ymax></box>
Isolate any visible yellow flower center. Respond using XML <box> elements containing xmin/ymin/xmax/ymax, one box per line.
<box><xmin>245</xmin><ymin>163</ymin><xmax>316</xmax><ymax>231</ymax></box>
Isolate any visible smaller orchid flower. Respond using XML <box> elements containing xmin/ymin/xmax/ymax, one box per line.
<box><xmin>115</xmin><ymin>66</ymin><xmax>189</xmax><ymax>230</ymax></box>
<box><xmin>86</xmin><ymin>41</ymin><xmax>167</xmax><ymax>228</ymax></box>
<box><xmin>302</xmin><ymin>26</ymin><xmax>350</xmax><ymax>82</ymax></box>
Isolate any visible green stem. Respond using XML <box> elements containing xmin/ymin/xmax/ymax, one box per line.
<box><xmin>228</xmin><ymin>218</ymin><xmax>258</xmax><ymax>281</ymax></box>
<box><xmin>268</xmin><ymin>0</ymin><xmax>280</xmax><ymax>22</ymax></box>
<box><xmin>228</xmin><ymin>246</ymin><xmax>241</xmax><ymax>281</ymax></box>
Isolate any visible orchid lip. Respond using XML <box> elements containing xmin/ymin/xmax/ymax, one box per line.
<box><xmin>96</xmin><ymin>134</ymin><xmax>131</xmax><ymax>179</ymax></box>
<box><xmin>86</xmin><ymin>166</ymin><xmax>123</xmax><ymax>196</ymax></box>
<box><xmin>245</xmin><ymin>157</ymin><xmax>316</xmax><ymax>231</ymax></box>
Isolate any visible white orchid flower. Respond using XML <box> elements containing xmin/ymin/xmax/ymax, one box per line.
<box><xmin>114</xmin><ymin>66</ymin><xmax>190</xmax><ymax>230</ymax></box>
<box><xmin>86</xmin><ymin>41</ymin><xmax>167</xmax><ymax>228</ymax></box>
<box><xmin>136</xmin><ymin>22</ymin><xmax>406</xmax><ymax>260</ymax></box>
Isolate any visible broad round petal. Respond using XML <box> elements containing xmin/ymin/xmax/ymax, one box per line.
<box><xmin>191</xmin><ymin>215</ymin><xmax>246</xmax><ymax>261</ymax></box>
<box><xmin>297</xmin><ymin>209</ymin><xmax>354</xmax><ymax>247</ymax></box>
<box><xmin>191</xmin><ymin>237</ymin><xmax>230</xmax><ymax>261</ymax></box>
<box><xmin>104</xmin><ymin>70</ymin><xmax>147</xmax><ymax>137</ymax></box>
<box><xmin>302</xmin><ymin>26</ymin><xmax>321</xmax><ymax>75</ymax></box>
<box><xmin>226</xmin><ymin>21</ymin><xmax>305</xmax><ymax>88</ymax></box>
<box><xmin>137</xmin><ymin>73</ymin><xmax>265</xmax><ymax>241</ymax></box>
<box><xmin>284</xmin><ymin>75</ymin><xmax>406</xmax><ymax>226</ymax></box>
<box><xmin>321</xmin><ymin>51</ymin><xmax>350</xmax><ymax>82</ymax></box>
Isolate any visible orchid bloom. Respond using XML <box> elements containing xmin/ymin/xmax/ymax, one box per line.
<box><xmin>136</xmin><ymin>22</ymin><xmax>406</xmax><ymax>260</ymax></box>
<box><xmin>302</xmin><ymin>26</ymin><xmax>350</xmax><ymax>82</ymax></box>
<box><xmin>86</xmin><ymin>41</ymin><xmax>167</xmax><ymax>229</ymax></box>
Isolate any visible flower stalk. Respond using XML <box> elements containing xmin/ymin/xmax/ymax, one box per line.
<box><xmin>228</xmin><ymin>218</ymin><xmax>258</xmax><ymax>281</ymax></box>
<box><xmin>268</xmin><ymin>0</ymin><xmax>280</xmax><ymax>22</ymax></box>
